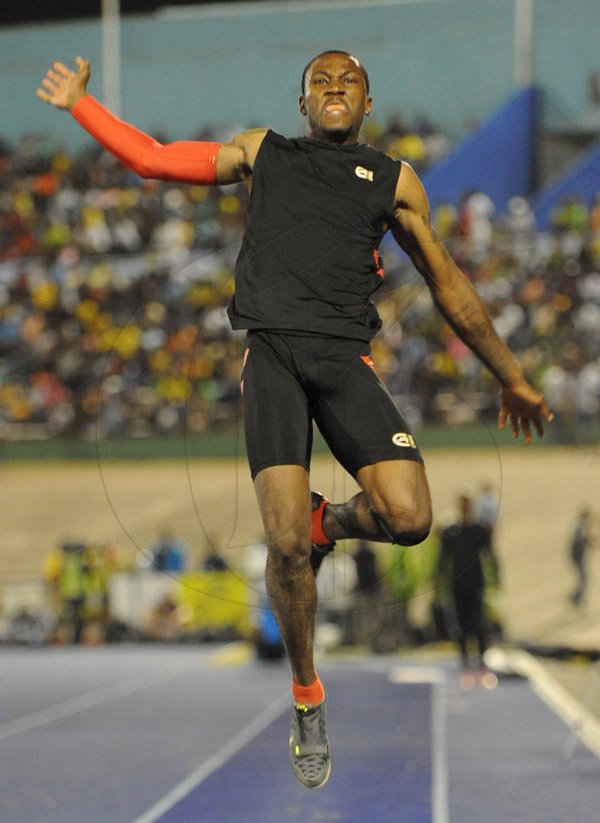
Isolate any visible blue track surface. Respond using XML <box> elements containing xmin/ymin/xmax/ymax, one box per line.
<box><xmin>1</xmin><ymin>647</ymin><xmax>600</xmax><ymax>822</ymax></box>
<box><xmin>446</xmin><ymin>676</ymin><xmax>600</xmax><ymax>823</ymax></box>
<box><xmin>158</xmin><ymin>671</ymin><xmax>434</xmax><ymax>823</ymax></box>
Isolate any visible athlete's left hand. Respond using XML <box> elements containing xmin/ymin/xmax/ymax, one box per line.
<box><xmin>498</xmin><ymin>381</ymin><xmax>553</xmax><ymax>444</ymax></box>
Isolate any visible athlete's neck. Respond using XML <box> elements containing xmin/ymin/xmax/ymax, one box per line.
<box><xmin>306</xmin><ymin>127</ymin><xmax>360</xmax><ymax>146</ymax></box>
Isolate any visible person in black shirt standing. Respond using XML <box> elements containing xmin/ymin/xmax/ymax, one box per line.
<box><xmin>568</xmin><ymin>507</ymin><xmax>593</xmax><ymax>607</ymax></box>
<box><xmin>438</xmin><ymin>493</ymin><xmax>499</xmax><ymax>688</ymax></box>
<box><xmin>38</xmin><ymin>49</ymin><xmax>552</xmax><ymax>788</ymax></box>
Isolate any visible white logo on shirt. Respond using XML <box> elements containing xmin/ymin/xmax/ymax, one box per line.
<box><xmin>355</xmin><ymin>165</ymin><xmax>374</xmax><ymax>182</ymax></box>
<box><xmin>392</xmin><ymin>432</ymin><xmax>416</xmax><ymax>448</ymax></box>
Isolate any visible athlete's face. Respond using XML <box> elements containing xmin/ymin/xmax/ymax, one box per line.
<box><xmin>299</xmin><ymin>53</ymin><xmax>372</xmax><ymax>144</ymax></box>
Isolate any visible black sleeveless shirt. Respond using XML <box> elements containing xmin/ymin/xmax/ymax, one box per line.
<box><xmin>227</xmin><ymin>130</ymin><xmax>402</xmax><ymax>342</ymax></box>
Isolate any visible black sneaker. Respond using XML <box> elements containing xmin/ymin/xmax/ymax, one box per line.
<box><xmin>289</xmin><ymin>700</ymin><xmax>331</xmax><ymax>788</ymax></box>
<box><xmin>310</xmin><ymin>491</ymin><xmax>336</xmax><ymax>576</ymax></box>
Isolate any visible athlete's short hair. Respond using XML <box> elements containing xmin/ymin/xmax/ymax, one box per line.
<box><xmin>301</xmin><ymin>51</ymin><xmax>370</xmax><ymax>95</ymax></box>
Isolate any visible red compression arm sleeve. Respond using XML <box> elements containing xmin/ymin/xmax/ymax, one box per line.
<box><xmin>71</xmin><ymin>95</ymin><xmax>220</xmax><ymax>184</ymax></box>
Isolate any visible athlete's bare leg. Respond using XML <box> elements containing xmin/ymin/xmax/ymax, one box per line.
<box><xmin>254</xmin><ymin>463</ymin><xmax>316</xmax><ymax>685</ymax></box>
<box><xmin>321</xmin><ymin>459</ymin><xmax>432</xmax><ymax>546</ymax></box>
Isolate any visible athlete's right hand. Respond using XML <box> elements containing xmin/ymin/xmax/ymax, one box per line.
<box><xmin>36</xmin><ymin>56</ymin><xmax>90</xmax><ymax>111</ymax></box>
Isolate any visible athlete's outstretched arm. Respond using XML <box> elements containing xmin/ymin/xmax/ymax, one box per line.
<box><xmin>36</xmin><ymin>57</ymin><xmax>257</xmax><ymax>185</ymax></box>
<box><xmin>390</xmin><ymin>162</ymin><xmax>553</xmax><ymax>443</ymax></box>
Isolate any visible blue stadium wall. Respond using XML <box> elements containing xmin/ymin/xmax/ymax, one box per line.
<box><xmin>421</xmin><ymin>86</ymin><xmax>537</xmax><ymax>214</ymax></box>
<box><xmin>532</xmin><ymin>140</ymin><xmax>600</xmax><ymax>230</ymax></box>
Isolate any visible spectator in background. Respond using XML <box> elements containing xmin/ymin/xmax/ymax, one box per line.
<box><xmin>347</xmin><ymin>540</ymin><xmax>382</xmax><ymax>646</ymax></box>
<box><xmin>589</xmin><ymin>192</ymin><xmax>600</xmax><ymax>237</ymax></box>
<box><xmin>148</xmin><ymin>528</ymin><xmax>187</xmax><ymax>572</ymax></box>
<box><xmin>53</xmin><ymin>541</ymin><xmax>88</xmax><ymax>644</ymax></box>
<box><xmin>473</xmin><ymin>480</ymin><xmax>503</xmax><ymax>639</ymax></box>
<box><xmin>474</xmin><ymin>480</ymin><xmax>500</xmax><ymax>537</ymax></box>
<box><xmin>438</xmin><ymin>493</ymin><xmax>499</xmax><ymax>689</ymax></box>
<box><xmin>243</xmin><ymin>540</ymin><xmax>285</xmax><ymax>662</ymax></box>
<box><xmin>144</xmin><ymin>591</ymin><xmax>191</xmax><ymax>641</ymax></box>
<box><xmin>458</xmin><ymin>190</ymin><xmax>495</xmax><ymax>263</ymax></box>
<box><xmin>201</xmin><ymin>545</ymin><xmax>229</xmax><ymax>572</ymax></box>
<box><xmin>314</xmin><ymin>547</ymin><xmax>358</xmax><ymax>650</ymax></box>
<box><xmin>353</xmin><ymin>540</ymin><xmax>382</xmax><ymax>596</ymax></box>
<box><xmin>551</xmin><ymin>194</ymin><xmax>589</xmax><ymax>235</ymax></box>
<box><xmin>5</xmin><ymin>606</ymin><xmax>51</xmax><ymax>647</ymax></box>
<box><xmin>568</xmin><ymin>507</ymin><xmax>595</xmax><ymax>608</ymax></box>
<box><xmin>43</xmin><ymin>538</ymin><xmax>130</xmax><ymax>643</ymax></box>
<box><xmin>501</xmin><ymin>196</ymin><xmax>535</xmax><ymax>265</ymax></box>
<box><xmin>254</xmin><ymin>600</ymin><xmax>286</xmax><ymax>661</ymax></box>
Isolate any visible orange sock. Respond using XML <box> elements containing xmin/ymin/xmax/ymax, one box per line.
<box><xmin>292</xmin><ymin>673</ymin><xmax>325</xmax><ymax>707</ymax></box>
<box><xmin>311</xmin><ymin>499</ymin><xmax>331</xmax><ymax>546</ymax></box>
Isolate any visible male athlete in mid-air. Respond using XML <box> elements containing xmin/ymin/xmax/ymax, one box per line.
<box><xmin>38</xmin><ymin>50</ymin><xmax>552</xmax><ymax>788</ymax></box>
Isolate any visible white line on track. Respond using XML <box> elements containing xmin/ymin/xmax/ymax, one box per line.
<box><xmin>504</xmin><ymin>649</ymin><xmax>600</xmax><ymax>760</ymax></box>
<box><xmin>389</xmin><ymin>665</ymin><xmax>449</xmax><ymax>823</ymax></box>
<box><xmin>132</xmin><ymin>694</ymin><xmax>290</xmax><ymax>823</ymax></box>
<box><xmin>431</xmin><ymin>679</ymin><xmax>449</xmax><ymax>823</ymax></box>
<box><xmin>0</xmin><ymin>658</ymin><xmax>202</xmax><ymax>742</ymax></box>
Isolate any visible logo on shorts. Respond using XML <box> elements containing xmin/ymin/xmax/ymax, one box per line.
<box><xmin>355</xmin><ymin>165</ymin><xmax>374</xmax><ymax>182</ymax></box>
<box><xmin>392</xmin><ymin>432</ymin><xmax>416</xmax><ymax>448</ymax></box>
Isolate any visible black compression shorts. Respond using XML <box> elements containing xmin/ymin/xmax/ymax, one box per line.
<box><xmin>241</xmin><ymin>331</ymin><xmax>423</xmax><ymax>480</ymax></box>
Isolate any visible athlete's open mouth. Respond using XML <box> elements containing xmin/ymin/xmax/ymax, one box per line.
<box><xmin>323</xmin><ymin>102</ymin><xmax>347</xmax><ymax>114</ymax></box>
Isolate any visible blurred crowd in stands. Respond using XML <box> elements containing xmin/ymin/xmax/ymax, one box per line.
<box><xmin>1</xmin><ymin>112</ymin><xmax>600</xmax><ymax>444</ymax></box>
<box><xmin>378</xmin><ymin>188</ymin><xmax>600</xmax><ymax>442</ymax></box>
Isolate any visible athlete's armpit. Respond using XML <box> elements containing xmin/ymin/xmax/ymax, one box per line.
<box><xmin>218</xmin><ymin>129</ymin><xmax>269</xmax><ymax>185</ymax></box>
<box><xmin>389</xmin><ymin>162</ymin><xmax>455</xmax><ymax>281</ymax></box>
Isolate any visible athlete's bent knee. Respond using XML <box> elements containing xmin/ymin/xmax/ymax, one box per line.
<box><xmin>395</xmin><ymin>525</ymin><xmax>431</xmax><ymax>547</ymax></box>
<box><xmin>372</xmin><ymin>509</ymin><xmax>431</xmax><ymax>547</ymax></box>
